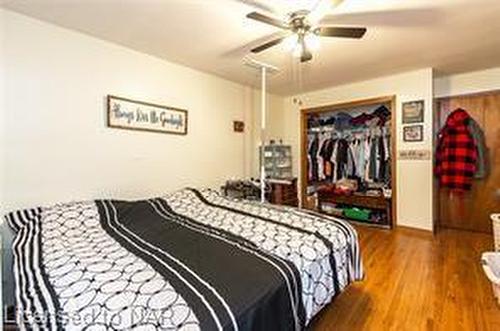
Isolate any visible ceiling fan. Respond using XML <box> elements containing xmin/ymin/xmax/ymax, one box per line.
<box><xmin>245</xmin><ymin>0</ymin><xmax>367</xmax><ymax>63</ymax></box>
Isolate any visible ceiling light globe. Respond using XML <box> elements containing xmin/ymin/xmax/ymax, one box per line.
<box><xmin>282</xmin><ymin>34</ymin><xmax>299</xmax><ymax>51</ymax></box>
<box><xmin>292</xmin><ymin>43</ymin><xmax>303</xmax><ymax>58</ymax></box>
<box><xmin>305</xmin><ymin>33</ymin><xmax>320</xmax><ymax>51</ymax></box>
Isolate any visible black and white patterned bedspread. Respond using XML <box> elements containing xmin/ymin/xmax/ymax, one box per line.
<box><xmin>6</xmin><ymin>188</ymin><xmax>363</xmax><ymax>331</ymax></box>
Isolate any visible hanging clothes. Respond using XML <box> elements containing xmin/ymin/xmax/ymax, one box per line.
<box><xmin>319</xmin><ymin>138</ymin><xmax>335</xmax><ymax>180</ymax></box>
<box><xmin>330</xmin><ymin>139</ymin><xmax>339</xmax><ymax>183</ymax></box>
<box><xmin>306</xmin><ymin>104</ymin><xmax>393</xmax><ymax>190</ymax></box>
<box><xmin>355</xmin><ymin>138</ymin><xmax>366</xmax><ymax>178</ymax></box>
<box><xmin>346</xmin><ymin>137</ymin><xmax>366</xmax><ymax>179</ymax></box>
<box><xmin>364</xmin><ymin>136</ymin><xmax>372</xmax><ymax>182</ymax></box>
<box><xmin>308</xmin><ymin>135</ymin><xmax>319</xmax><ymax>182</ymax></box>
<box><xmin>467</xmin><ymin>117</ymin><xmax>488</xmax><ymax>179</ymax></box>
<box><xmin>307</xmin><ymin>135</ymin><xmax>314</xmax><ymax>181</ymax></box>
<box><xmin>368</xmin><ymin>136</ymin><xmax>378</xmax><ymax>181</ymax></box>
<box><xmin>336</xmin><ymin>139</ymin><xmax>352</xmax><ymax>180</ymax></box>
<box><xmin>317</xmin><ymin>133</ymin><xmax>328</xmax><ymax>181</ymax></box>
<box><xmin>383</xmin><ymin>135</ymin><xmax>392</xmax><ymax>186</ymax></box>
<box><xmin>346</xmin><ymin>141</ymin><xmax>357</xmax><ymax>178</ymax></box>
<box><xmin>378</xmin><ymin>135</ymin><xmax>386</xmax><ymax>182</ymax></box>
<box><xmin>348</xmin><ymin>139</ymin><xmax>358</xmax><ymax>177</ymax></box>
<box><xmin>435</xmin><ymin>108</ymin><xmax>477</xmax><ymax>191</ymax></box>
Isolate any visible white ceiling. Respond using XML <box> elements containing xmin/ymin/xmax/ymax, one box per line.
<box><xmin>2</xmin><ymin>0</ymin><xmax>500</xmax><ymax>95</ymax></box>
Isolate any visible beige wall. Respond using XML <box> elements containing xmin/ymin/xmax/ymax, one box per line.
<box><xmin>435</xmin><ymin>67</ymin><xmax>500</xmax><ymax>98</ymax></box>
<box><xmin>0</xmin><ymin>9</ymin><xmax>282</xmax><ymax>212</ymax></box>
<box><xmin>248</xmin><ymin>89</ymin><xmax>286</xmax><ymax>178</ymax></box>
<box><xmin>0</xmin><ymin>9</ymin><xmax>5</xmax><ymax>216</ymax></box>
<box><xmin>0</xmin><ymin>8</ymin><xmax>5</xmax><ymax>320</ymax></box>
<box><xmin>279</xmin><ymin>69</ymin><xmax>435</xmax><ymax>231</ymax></box>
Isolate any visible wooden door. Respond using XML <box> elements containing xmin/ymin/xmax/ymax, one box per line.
<box><xmin>437</xmin><ymin>92</ymin><xmax>500</xmax><ymax>233</ymax></box>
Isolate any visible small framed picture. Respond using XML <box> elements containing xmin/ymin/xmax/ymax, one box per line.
<box><xmin>402</xmin><ymin>100</ymin><xmax>424</xmax><ymax>124</ymax></box>
<box><xmin>403</xmin><ymin>125</ymin><xmax>424</xmax><ymax>142</ymax></box>
<box><xmin>233</xmin><ymin>121</ymin><xmax>245</xmax><ymax>132</ymax></box>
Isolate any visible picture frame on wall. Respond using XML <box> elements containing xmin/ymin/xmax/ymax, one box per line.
<box><xmin>107</xmin><ymin>95</ymin><xmax>188</xmax><ymax>135</ymax></box>
<box><xmin>233</xmin><ymin>120</ymin><xmax>245</xmax><ymax>133</ymax></box>
<box><xmin>403</xmin><ymin>125</ymin><xmax>424</xmax><ymax>142</ymax></box>
<box><xmin>402</xmin><ymin>100</ymin><xmax>424</xmax><ymax>124</ymax></box>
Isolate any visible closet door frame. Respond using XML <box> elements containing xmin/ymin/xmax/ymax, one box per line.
<box><xmin>300</xmin><ymin>95</ymin><xmax>397</xmax><ymax>226</ymax></box>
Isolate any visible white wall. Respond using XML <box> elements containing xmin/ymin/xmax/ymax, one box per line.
<box><xmin>0</xmin><ymin>9</ymin><xmax>5</xmax><ymax>216</ymax></box>
<box><xmin>435</xmin><ymin>67</ymin><xmax>500</xmax><ymax>98</ymax></box>
<box><xmin>1</xmin><ymin>9</ymin><xmax>283</xmax><ymax>212</ymax></box>
<box><xmin>0</xmin><ymin>8</ymin><xmax>5</xmax><ymax>325</ymax></box>
<box><xmin>280</xmin><ymin>69</ymin><xmax>435</xmax><ymax>231</ymax></box>
<box><xmin>248</xmin><ymin>89</ymin><xmax>287</xmax><ymax>178</ymax></box>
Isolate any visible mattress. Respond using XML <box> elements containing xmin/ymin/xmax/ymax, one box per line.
<box><xmin>5</xmin><ymin>188</ymin><xmax>363</xmax><ymax>330</ymax></box>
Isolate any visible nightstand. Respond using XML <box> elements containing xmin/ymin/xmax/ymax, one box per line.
<box><xmin>267</xmin><ymin>178</ymin><xmax>298</xmax><ymax>207</ymax></box>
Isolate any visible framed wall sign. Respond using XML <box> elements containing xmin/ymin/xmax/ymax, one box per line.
<box><xmin>398</xmin><ymin>149</ymin><xmax>431</xmax><ymax>160</ymax></box>
<box><xmin>107</xmin><ymin>95</ymin><xmax>188</xmax><ymax>135</ymax></box>
<box><xmin>402</xmin><ymin>100</ymin><xmax>424</xmax><ymax>124</ymax></box>
<box><xmin>403</xmin><ymin>125</ymin><xmax>424</xmax><ymax>142</ymax></box>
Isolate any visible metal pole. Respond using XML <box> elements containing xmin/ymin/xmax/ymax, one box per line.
<box><xmin>260</xmin><ymin>66</ymin><xmax>267</xmax><ymax>203</ymax></box>
<box><xmin>242</xmin><ymin>57</ymin><xmax>278</xmax><ymax>204</ymax></box>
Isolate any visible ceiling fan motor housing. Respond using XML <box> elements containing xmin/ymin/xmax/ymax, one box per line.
<box><xmin>289</xmin><ymin>10</ymin><xmax>312</xmax><ymax>35</ymax></box>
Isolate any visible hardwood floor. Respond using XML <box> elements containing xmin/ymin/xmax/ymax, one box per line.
<box><xmin>312</xmin><ymin>226</ymin><xmax>500</xmax><ymax>331</ymax></box>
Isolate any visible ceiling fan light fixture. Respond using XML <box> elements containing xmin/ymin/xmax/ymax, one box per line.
<box><xmin>282</xmin><ymin>34</ymin><xmax>299</xmax><ymax>51</ymax></box>
<box><xmin>304</xmin><ymin>33</ymin><xmax>320</xmax><ymax>51</ymax></box>
<box><xmin>292</xmin><ymin>42</ymin><xmax>304</xmax><ymax>58</ymax></box>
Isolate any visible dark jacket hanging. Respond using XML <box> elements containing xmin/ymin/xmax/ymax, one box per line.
<box><xmin>320</xmin><ymin>138</ymin><xmax>335</xmax><ymax>180</ymax></box>
<box><xmin>309</xmin><ymin>136</ymin><xmax>319</xmax><ymax>181</ymax></box>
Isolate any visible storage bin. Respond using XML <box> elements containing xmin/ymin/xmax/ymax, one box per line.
<box><xmin>481</xmin><ymin>252</ymin><xmax>500</xmax><ymax>306</ymax></box>
<box><xmin>343</xmin><ymin>207</ymin><xmax>371</xmax><ymax>222</ymax></box>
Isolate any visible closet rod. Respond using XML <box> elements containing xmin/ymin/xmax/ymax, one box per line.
<box><xmin>308</xmin><ymin>126</ymin><xmax>390</xmax><ymax>134</ymax></box>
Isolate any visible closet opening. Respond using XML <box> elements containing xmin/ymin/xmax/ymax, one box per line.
<box><xmin>435</xmin><ymin>90</ymin><xmax>500</xmax><ymax>233</ymax></box>
<box><xmin>300</xmin><ymin>96</ymin><xmax>397</xmax><ymax>229</ymax></box>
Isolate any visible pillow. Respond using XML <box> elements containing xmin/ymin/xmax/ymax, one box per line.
<box><xmin>4</xmin><ymin>207</ymin><xmax>42</xmax><ymax>233</ymax></box>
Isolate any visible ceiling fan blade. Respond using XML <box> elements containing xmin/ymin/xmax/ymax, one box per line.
<box><xmin>316</xmin><ymin>26</ymin><xmax>367</xmax><ymax>38</ymax></box>
<box><xmin>250</xmin><ymin>37</ymin><xmax>286</xmax><ymax>53</ymax></box>
<box><xmin>246</xmin><ymin>12</ymin><xmax>289</xmax><ymax>29</ymax></box>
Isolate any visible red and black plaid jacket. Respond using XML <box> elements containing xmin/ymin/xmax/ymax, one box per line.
<box><xmin>435</xmin><ymin>108</ymin><xmax>477</xmax><ymax>191</ymax></box>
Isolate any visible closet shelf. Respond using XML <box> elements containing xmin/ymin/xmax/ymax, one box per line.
<box><xmin>318</xmin><ymin>190</ymin><xmax>392</xmax><ymax>228</ymax></box>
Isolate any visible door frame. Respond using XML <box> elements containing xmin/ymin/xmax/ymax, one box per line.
<box><xmin>300</xmin><ymin>95</ymin><xmax>397</xmax><ymax>226</ymax></box>
<box><xmin>434</xmin><ymin>89</ymin><xmax>500</xmax><ymax>233</ymax></box>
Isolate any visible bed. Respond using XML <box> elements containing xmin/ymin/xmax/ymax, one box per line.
<box><xmin>5</xmin><ymin>188</ymin><xmax>363</xmax><ymax>330</ymax></box>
